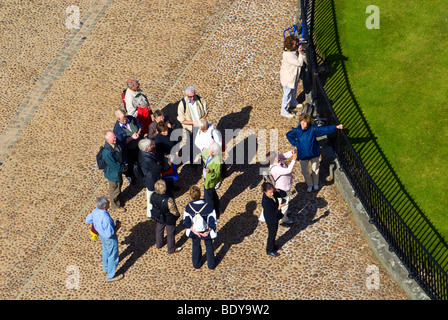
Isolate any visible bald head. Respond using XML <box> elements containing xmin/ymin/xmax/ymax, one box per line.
<box><xmin>105</xmin><ymin>130</ymin><xmax>116</xmax><ymax>145</ymax></box>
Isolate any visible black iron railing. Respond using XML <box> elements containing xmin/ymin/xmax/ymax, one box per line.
<box><xmin>300</xmin><ymin>0</ymin><xmax>448</xmax><ymax>299</ymax></box>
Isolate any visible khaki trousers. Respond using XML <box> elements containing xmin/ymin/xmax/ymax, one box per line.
<box><xmin>300</xmin><ymin>157</ymin><xmax>320</xmax><ymax>187</ymax></box>
<box><xmin>109</xmin><ymin>179</ymin><xmax>123</xmax><ymax>209</ymax></box>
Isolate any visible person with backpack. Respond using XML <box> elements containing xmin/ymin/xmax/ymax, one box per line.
<box><xmin>176</xmin><ymin>85</ymin><xmax>209</xmax><ymax>165</ymax></box>
<box><xmin>183</xmin><ymin>185</ymin><xmax>217</xmax><ymax>269</ymax></box>
<box><xmin>261</xmin><ymin>182</ymin><xmax>287</xmax><ymax>257</ymax></box>
<box><xmin>266</xmin><ymin>149</ymin><xmax>297</xmax><ymax>225</ymax></box>
<box><xmin>194</xmin><ymin>119</ymin><xmax>226</xmax><ymax>184</ymax></box>
<box><xmin>286</xmin><ymin>113</ymin><xmax>343</xmax><ymax>192</ymax></box>
<box><xmin>122</xmin><ymin>77</ymin><xmax>152</xmax><ymax>135</ymax></box>
<box><xmin>194</xmin><ymin>119</ymin><xmax>222</xmax><ymax>154</ymax></box>
<box><xmin>150</xmin><ymin>180</ymin><xmax>182</xmax><ymax>254</ymax></box>
<box><xmin>102</xmin><ymin>130</ymin><xmax>127</xmax><ymax>213</ymax></box>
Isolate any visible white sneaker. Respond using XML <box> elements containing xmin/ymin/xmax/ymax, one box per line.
<box><xmin>313</xmin><ymin>185</ymin><xmax>319</xmax><ymax>191</ymax></box>
<box><xmin>307</xmin><ymin>186</ymin><xmax>312</xmax><ymax>192</ymax></box>
<box><xmin>280</xmin><ymin>112</ymin><xmax>294</xmax><ymax>118</ymax></box>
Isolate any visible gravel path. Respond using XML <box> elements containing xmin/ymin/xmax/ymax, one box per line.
<box><xmin>0</xmin><ymin>0</ymin><xmax>407</xmax><ymax>300</ymax></box>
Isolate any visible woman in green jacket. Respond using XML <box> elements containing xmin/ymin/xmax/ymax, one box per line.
<box><xmin>196</xmin><ymin>142</ymin><xmax>222</xmax><ymax>218</ymax></box>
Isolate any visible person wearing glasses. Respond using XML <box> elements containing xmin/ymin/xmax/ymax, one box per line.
<box><xmin>176</xmin><ymin>86</ymin><xmax>209</xmax><ymax>165</ymax></box>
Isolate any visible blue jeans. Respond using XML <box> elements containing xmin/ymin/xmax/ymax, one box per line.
<box><xmin>99</xmin><ymin>234</ymin><xmax>119</xmax><ymax>280</ymax></box>
<box><xmin>281</xmin><ymin>86</ymin><xmax>299</xmax><ymax>113</ymax></box>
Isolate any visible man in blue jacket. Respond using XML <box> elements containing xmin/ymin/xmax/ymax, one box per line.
<box><xmin>113</xmin><ymin>109</ymin><xmax>143</xmax><ymax>185</ymax></box>
<box><xmin>286</xmin><ymin>113</ymin><xmax>343</xmax><ymax>192</ymax></box>
<box><xmin>103</xmin><ymin>130</ymin><xmax>127</xmax><ymax>213</ymax></box>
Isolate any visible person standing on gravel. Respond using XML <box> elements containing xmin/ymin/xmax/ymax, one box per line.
<box><xmin>85</xmin><ymin>196</ymin><xmax>123</xmax><ymax>282</ymax></box>
<box><xmin>286</xmin><ymin>113</ymin><xmax>343</xmax><ymax>192</ymax></box>
<box><xmin>150</xmin><ymin>180</ymin><xmax>183</xmax><ymax>254</ymax></box>
<box><xmin>113</xmin><ymin>108</ymin><xmax>143</xmax><ymax>186</ymax></box>
<box><xmin>280</xmin><ymin>35</ymin><xmax>304</xmax><ymax>118</ymax></box>
<box><xmin>122</xmin><ymin>77</ymin><xmax>152</xmax><ymax>135</ymax></box>
<box><xmin>195</xmin><ymin>142</ymin><xmax>222</xmax><ymax>218</ymax></box>
<box><xmin>102</xmin><ymin>130</ymin><xmax>127</xmax><ymax>213</ymax></box>
<box><xmin>266</xmin><ymin>149</ymin><xmax>297</xmax><ymax>225</ymax></box>
<box><xmin>183</xmin><ymin>185</ymin><xmax>217</xmax><ymax>269</ymax></box>
<box><xmin>261</xmin><ymin>182</ymin><xmax>286</xmax><ymax>257</ymax></box>
<box><xmin>177</xmin><ymin>85</ymin><xmax>209</xmax><ymax>164</ymax></box>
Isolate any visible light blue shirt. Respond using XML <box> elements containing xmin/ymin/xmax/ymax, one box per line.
<box><xmin>203</xmin><ymin>155</ymin><xmax>215</xmax><ymax>179</ymax></box>
<box><xmin>85</xmin><ymin>208</ymin><xmax>116</xmax><ymax>239</ymax></box>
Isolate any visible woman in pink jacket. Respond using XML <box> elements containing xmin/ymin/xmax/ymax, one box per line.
<box><xmin>279</xmin><ymin>35</ymin><xmax>305</xmax><ymax>118</ymax></box>
<box><xmin>266</xmin><ymin>150</ymin><xmax>298</xmax><ymax>225</ymax></box>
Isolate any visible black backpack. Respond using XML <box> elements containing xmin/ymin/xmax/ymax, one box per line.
<box><xmin>180</xmin><ymin>94</ymin><xmax>202</xmax><ymax>113</ymax></box>
<box><xmin>96</xmin><ymin>146</ymin><xmax>106</xmax><ymax>170</ymax></box>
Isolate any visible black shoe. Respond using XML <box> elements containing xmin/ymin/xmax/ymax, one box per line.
<box><xmin>280</xmin><ymin>219</ymin><xmax>294</xmax><ymax>226</ymax></box>
<box><xmin>267</xmin><ymin>251</ymin><xmax>280</xmax><ymax>257</ymax></box>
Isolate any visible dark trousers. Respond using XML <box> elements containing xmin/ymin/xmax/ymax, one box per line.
<box><xmin>191</xmin><ymin>236</ymin><xmax>215</xmax><ymax>269</ymax></box>
<box><xmin>125</xmin><ymin>143</ymin><xmax>139</xmax><ymax>180</ymax></box>
<box><xmin>204</xmin><ymin>187</ymin><xmax>220</xmax><ymax>218</ymax></box>
<box><xmin>266</xmin><ymin>222</ymin><xmax>279</xmax><ymax>253</ymax></box>
<box><xmin>156</xmin><ymin>223</ymin><xmax>176</xmax><ymax>253</ymax></box>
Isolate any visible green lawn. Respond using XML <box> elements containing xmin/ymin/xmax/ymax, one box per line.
<box><xmin>314</xmin><ymin>0</ymin><xmax>448</xmax><ymax>264</ymax></box>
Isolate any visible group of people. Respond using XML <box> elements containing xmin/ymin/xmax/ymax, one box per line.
<box><xmin>86</xmin><ymin>32</ymin><xmax>344</xmax><ymax>281</ymax></box>
<box><xmin>87</xmin><ymin>80</ymin><xmax>223</xmax><ymax>281</ymax></box>
<box><xmin>257</xmin><ymin>33</ymin><xmax>343</xmax><ymax>257</ymax></box>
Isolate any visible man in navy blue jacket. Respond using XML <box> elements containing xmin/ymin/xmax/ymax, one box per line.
<box><xmin>113</xmin><ymin>109</ymin><xmax>143</xmax><ymax>185</ymax></box>
<box><xmin>261</xmin><ymin>182</ymin><xmax>287</xmax><ymax>257</ymax></box>
<box><xmin>286</xmin><ymin>113</ymin><xmax>343</xmax><ymax>192</ymax></box>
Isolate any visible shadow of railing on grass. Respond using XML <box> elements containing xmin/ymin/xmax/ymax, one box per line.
<box><xmin>306</xmin><ymin>0</ymin><xmax>448</xmax><ymax>297</ymax></box>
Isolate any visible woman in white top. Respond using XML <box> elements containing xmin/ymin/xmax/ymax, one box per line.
<box><xmin>194</xmin><ymin>119</ymin><xmax>222</xmax><ymax>154</ymax></box>
<box><xmin>279</xmin><ymin>35</ymin><xmax>304</xmax><ymax>118</ymax></box>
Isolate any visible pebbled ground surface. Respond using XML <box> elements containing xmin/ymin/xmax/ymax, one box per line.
<box><xmin>0</xmin><ymin>0</ymin><xmax>407</xmax><ymax>300</ymax></box>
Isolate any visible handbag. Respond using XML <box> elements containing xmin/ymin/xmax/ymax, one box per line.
<box><xmin>259</xmin><ymin>209</ymin><xmax>266</xmax><ymax>222</ymax></box>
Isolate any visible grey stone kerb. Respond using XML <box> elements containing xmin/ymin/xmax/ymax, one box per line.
<box><xmin>318</xmin><ymin>136</ymin><xmax>430</xmax><ymax>300</ymax></box>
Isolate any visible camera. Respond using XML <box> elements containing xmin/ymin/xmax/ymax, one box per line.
<box><xmin>298</xmin><ymin>39</ymin><xmax>308</xmax><ymax>50</ymax></box>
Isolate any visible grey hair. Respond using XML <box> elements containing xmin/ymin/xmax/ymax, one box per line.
<box><xmin>96</xmin><ymin>196</ymin><xmax>109</xmax><ymax>210</ymax></box>
<box><xmin>127</xmin><ymin>77</ymin><xmax>138</xmax><ymax>88</ymax></box>
<box><xmin>115</xmin><ymin>108</ymin><xmax>126</xmax><ymax>119</ymax></box>
<box><xmin>208</xmin><ymin>142</ymin><xmax>221</xmax><ymax>157</ymax></box>
<box><xmin>184</xmin><ymin>85</ymin><xmax>196</xmax><ymax>95</ymax></box>
<box><xmin>138</xmin><ymin>138</ymin><xmax>155</xmax><ymax>151</ymax></box>
<box><xmin>198</xmin><ymin>118</ymin><xmax>208</xmax><ymax>129</ymax></box>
